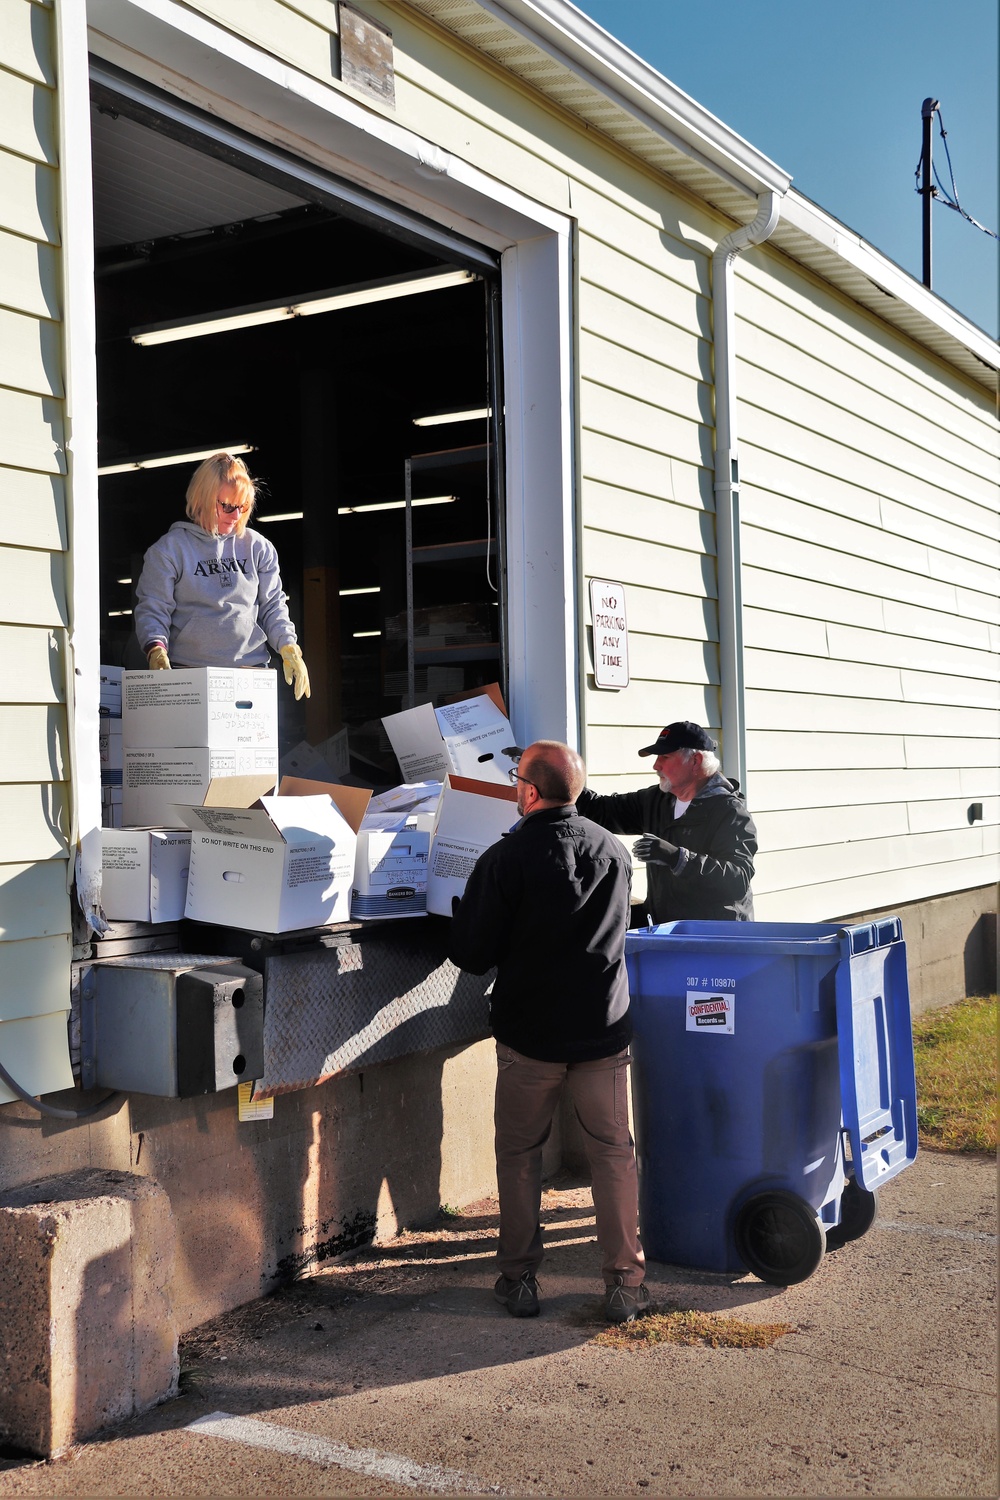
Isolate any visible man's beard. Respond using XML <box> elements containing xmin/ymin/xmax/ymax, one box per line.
<box><xmin>657</xmin><ymin>774</ymin><xmax>672</xmax><ymax>794</ymax></box>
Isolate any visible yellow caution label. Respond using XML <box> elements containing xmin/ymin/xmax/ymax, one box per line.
<box><xmin>237</xmin><ymin>1081</ymin><xmax>274</xmax><ymax>1121</ymax></box>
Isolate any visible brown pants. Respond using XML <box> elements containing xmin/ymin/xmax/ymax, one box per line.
<box><xmin>493</xmin><ymin>1041</ymin><xmax>645</xmax><ymax>1287</ymax></box>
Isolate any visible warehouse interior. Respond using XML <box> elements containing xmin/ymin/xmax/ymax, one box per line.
<box><xmin>91</xmin><ymin>76</ymin><xmax>504</xmax><ymax>781</ymax></box>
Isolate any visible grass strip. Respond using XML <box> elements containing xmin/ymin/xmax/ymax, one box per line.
<box><xmin>911</xmin><ymin>994</ymin><xmax>997</xmax><ymax>1154</ymax></box>
<box><xmin>592</xmin><ymin>1305</ymin><xmax>795</xmax><ymax>1352</ymax></box>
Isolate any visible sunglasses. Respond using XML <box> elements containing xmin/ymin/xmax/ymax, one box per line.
<box><xmin>217</xmin><ymin>500</ymin><xmax>245</xmax><ymax>515</ymax></box>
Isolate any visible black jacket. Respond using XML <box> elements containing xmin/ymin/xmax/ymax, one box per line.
<box><xmin>576</xmin><ymin>776</ymin><xmax>756</xmax><ymax>923</ymax></box>
<box><xmin>447</xmin><ymin>804</ymin><xmax>632</xmax><ymax>1062</ymax></box>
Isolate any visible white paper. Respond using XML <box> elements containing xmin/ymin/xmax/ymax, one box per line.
<box><xmin>362</xmin><ymin>782</ymin><xmax>442</xmax><ymax>831</ymax></box>
<box><xmin>382</xmin><ymin>701</ymin><xmax>451</xmax><ymax>783</ymax></box>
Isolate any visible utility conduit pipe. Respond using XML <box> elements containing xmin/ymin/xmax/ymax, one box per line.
<box><xmin>712</xmin><ymin>190</ymin><xmax>782</xmax><ymax>796</ymax></box>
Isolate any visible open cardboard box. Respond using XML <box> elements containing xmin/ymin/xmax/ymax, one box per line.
<box><xmin>177</xmin><ymin>773</ymin><xmax>371</xmax><ymax>934</ymax></box>
<box><xmin>426</xmin><ymin>773</ymin><xmax>518</xmax><ymax>917</ymax></box>
<box><xmin>382</xmin><ymin>684</ymin><xmax>520</xmax><ymax>787</ymax></box>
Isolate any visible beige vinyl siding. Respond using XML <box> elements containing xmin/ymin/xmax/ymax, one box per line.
<box><xmin>378</xmin><ymin>0</ymin><xmax>997</xmax><ymax>913</ymax></box>
<box><xmin>187</xmin><ymin>0</ymin><xmax>342</xmax><ymax>88</ymax></box>
<box><xmin>736</xmin><ymin>248</ymin><xmax>999</xmax><ymax>920</ymax></box>
<box><xmin>0</xmin><ymin>0</ymin><xmax>71</xmax><ymax>1104</ymax></box>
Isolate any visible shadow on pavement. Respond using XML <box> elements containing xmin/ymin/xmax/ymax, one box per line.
<box><xmin>124</xmin><ymin>1183</ymin><xmax>787</xmax><ymax>1431</ymax></box>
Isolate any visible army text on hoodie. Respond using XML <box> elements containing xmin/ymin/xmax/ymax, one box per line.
<box><xmin>134</xmin><ymin>520</ymin><xmax>297</xmax><ymax>669</ymax></box>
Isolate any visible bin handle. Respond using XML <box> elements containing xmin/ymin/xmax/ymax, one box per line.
<box><xmin>838</xmin><ymin>918</ymin><xmax>903</xmax><ymax>955</ymax></box>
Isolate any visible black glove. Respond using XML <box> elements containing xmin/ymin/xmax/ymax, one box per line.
<box><xmin>633</xmin><ymin>834</ymin><xmax>680</xmax><ymax>867</ymax></box>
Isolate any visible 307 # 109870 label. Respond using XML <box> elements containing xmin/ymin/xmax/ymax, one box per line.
<box><xmin>686</xmin><ymin>976</ymin><xmax>735</xmax><ymax>1035</ymax></box>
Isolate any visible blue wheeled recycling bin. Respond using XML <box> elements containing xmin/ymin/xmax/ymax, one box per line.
<box><xmin>624</xmin><ymin>918</ymin><xmax>918</xmax><ymax>1285</ymax></box>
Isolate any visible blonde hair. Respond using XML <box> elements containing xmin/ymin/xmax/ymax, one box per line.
<box><xmin>185</xmin><ymin>453</ymin><xmax>257</xmax><ymax>536</ymax></box>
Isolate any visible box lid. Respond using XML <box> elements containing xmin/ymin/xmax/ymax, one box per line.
<box><xmin>179</xmin><ymin>804</ymin><xmax>285</xmax><ymax>843</ymax></box>
<box><xmin>202</xmin><ymin>774</ymin><xmax>278</xmax><ymax>809</ymax></box>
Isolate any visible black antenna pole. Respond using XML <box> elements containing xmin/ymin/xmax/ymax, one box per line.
<box><xmin>921</xmin><ymin>97</ymin><xmax>939</xmax><ymax>288</ymax></box>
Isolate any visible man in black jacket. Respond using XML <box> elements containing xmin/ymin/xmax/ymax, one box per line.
<box><xmin>576</xmin><ymin>721</ymin><xmax>756</xmax><ymax>924</ymax></box>
<box><xmin>448</xmin><ymin>740</ymin><xmax>647</xmax><ymax>1324</ymax></box>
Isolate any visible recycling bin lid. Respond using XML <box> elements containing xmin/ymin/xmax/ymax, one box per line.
<box><xmin>835</xmin><ymin>922</ymin><xmax>918</xmax><ymax>1192</ymax></box>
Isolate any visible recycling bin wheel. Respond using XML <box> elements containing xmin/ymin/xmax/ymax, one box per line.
<box><xmin>733</xmin><ymin>1190</ymin><xmax>826</xmax><ymax>1285</ymax></box>
<box><xmin>826</xmin><ymin>1178</ymin><xmax>879</xmax><ymax>1250</ymax></box>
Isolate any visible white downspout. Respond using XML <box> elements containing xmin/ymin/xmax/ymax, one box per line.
<box><xmin>712</xmin><ymin>191</ymin><xmax>782</xmax><ymax>796</ymax></box>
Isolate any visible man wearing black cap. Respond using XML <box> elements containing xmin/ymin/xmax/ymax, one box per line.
<box><xmin>576</xmin><ymin>721</ymin><xmax>756</xmax><ymax>925</ymax></box>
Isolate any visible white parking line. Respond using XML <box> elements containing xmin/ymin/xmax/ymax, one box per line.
<box><xmin>186</xmin><ymin>1411</ymin><xmax>501</xmax><ymax>1493</ymax></box>
<box><xmin>877</xmin><ymin>1220</ymin><xmax>996</xmax><ymax>1243</ymax></box>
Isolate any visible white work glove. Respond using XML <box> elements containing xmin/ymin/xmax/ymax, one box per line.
<box><xmin>147</xmin><ymin>645</ymin><xmax>171</xmax><ymax>670</ymax></box>
<box><xmin>279</xmin><ymin>643</ymin><xmax>311</xmax><ymax>701</ymax></box>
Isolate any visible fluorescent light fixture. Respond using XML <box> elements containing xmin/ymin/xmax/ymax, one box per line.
<box><xmin>131</xmin><ymin>268</ymin><xmax>478</xmax><ymax>346</ymax></box>
<box><xmin>256</xmin><ymin>511</ymin><xmax>303</xmax><ymax>523</ymax></box>
<box><xmin>107</xmin><ymin>609</ymin><xmax>133</xmax><ymax>617</ymax></box>
<box><xmin>98</xmin><ymin>443</ymin><xmax>254</xmax><ymax>476</ymax></box>
<box><xmin>412</xmin><ymin>405</ymin><xmax>491</xmax><ymax>427</ymax></box>
<box><xmin>353</xmin><ymin>630</ymin><xmax>382</xmax><ymax>638</ymax></box>
<box><xmin>116</xmin><ymin>577</ymin><xmax>132</xmax><ymax>585</ymax></box>
<box><xmin>340</xmin><ymin>586</ymin><xmax>381</xmax><ymax>596</ymax></box>
<box><xmin>338</xmin><ymin>495</ymin><xmax>456</xmax><ymax>515</ymax></box>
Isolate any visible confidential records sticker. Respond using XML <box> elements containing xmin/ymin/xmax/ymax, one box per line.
<box><xmin>686</xmin><ymin>990</ymin><xmax>735</xmax><ymax>1035</ymax></box>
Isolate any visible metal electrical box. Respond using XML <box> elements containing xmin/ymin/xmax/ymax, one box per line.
<box><xmin>80</xmin><ymin>954</ymin><xmax>264</xmax><ymax>1097</ymax></box>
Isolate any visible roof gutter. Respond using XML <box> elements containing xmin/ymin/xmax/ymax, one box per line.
<box><xmin>484</xmin><ymin>0</ymin><xmax>791</xmax><ymax>199</ymax></box>
<box><xmin>713</xmin><ymin>191</ymin><xmax>783</xmax><ymax>795</ymax></box>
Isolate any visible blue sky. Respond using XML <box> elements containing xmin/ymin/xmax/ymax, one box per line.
<box><xmin>575</xmin><ymin>0</ymin><xmax>998</xmax><ymax>336</ymax></box>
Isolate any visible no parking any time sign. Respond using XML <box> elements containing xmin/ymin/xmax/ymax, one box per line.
<box><xmin>589</xmin><ymin>578</ymin><xmax>630</xmax><ymax>690</ymax></box>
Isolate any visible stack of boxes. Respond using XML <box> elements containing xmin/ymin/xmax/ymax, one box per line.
<box><xmin>99</xmin><ymin>665</ymin><xmax>123</xmax><ymax>828</ymax></box>
<box><xmin>121</xmin><ymin>668</ymin><xmax>279</xmax><ymax>829</ymax></box>
<box><xmin>100</xmin><ymin>668</ymin><xmax>279</xmax><ymax>926</ymax></box>
<box><xmin>97</xmin><ymin>675</ymin><xmax>523</xmax><ymax>931</ymax></box>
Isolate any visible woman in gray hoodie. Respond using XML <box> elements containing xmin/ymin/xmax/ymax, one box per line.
<box><xmin>133</xmin><ymin>452</ymin><xmax>310</xmax><ymax>699</ymax></box>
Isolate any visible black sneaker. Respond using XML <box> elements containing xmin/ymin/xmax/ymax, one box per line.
<box><xmin>494</xmin><ymin>1272</ymin><xmax>540</xmax><ymax>1317</ymax></box>
<box><xmin>604</xmin><ymin>1277</ymin><xmax>650</xmax><ymax>1324</ymax></box>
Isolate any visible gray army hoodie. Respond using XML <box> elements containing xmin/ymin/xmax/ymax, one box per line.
<box><xmin>134</xmin><ymin>520</ymin><xmax>297</xmax><ymax>669</ymax></box>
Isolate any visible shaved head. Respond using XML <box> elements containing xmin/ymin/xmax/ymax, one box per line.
<box><xmin>520</xmin><ymin>740</ymin><xmax>586</xmax><ymax>805</ymax></box>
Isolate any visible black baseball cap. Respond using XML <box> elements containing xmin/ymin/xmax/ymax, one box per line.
<box><xmin>638</xmin><ymin>721</ymin><xmax>718</xmax><ymax>757</ymax></box>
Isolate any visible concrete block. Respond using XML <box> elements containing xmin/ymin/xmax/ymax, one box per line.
<box><xmin>0</xmin><ymin>1168</ymin><xmax>178</xmax><ymax>1458</ymax></box>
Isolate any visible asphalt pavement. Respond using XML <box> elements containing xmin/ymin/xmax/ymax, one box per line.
<box><xmin>0</xmin><ymin>1147</ymin><xmax>995</xmax><ymax>1497</ymax></box>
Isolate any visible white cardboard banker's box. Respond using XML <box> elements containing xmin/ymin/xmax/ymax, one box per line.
<box><xmin>425</xmin><ymin>774</ymin><xmax>518</xmax><ymax>916</ymax></box>
<box><xmin>101</xmin><ymin>829</ymin><xmax>191</xmax><ymax>923</ymax></box>
<box><xmin>179</xmin><ymin>775</ymin><xmax>370</xmax><ymax>934</ymax></box>
<box><xmin>123</xmin><ymin>746</ymin><xmax>279</xmax><ymax>829</ymax></box>
<box><xmin>122</xmin><ymin>668</ymin><xmax>278</xmax><ymax>749</ymax></box>
<box><xmin>352</xmin><ymin>823</ymin><xmax>431</xmax><ymax>919</ymax></box>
